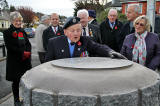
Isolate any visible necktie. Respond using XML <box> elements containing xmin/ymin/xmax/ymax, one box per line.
<box><xmin>83</xmin><ymin>28</ymin><xmax>86</xmax><ymax>36</ymax></box>
<box><xmin>54</xmin><ymin>27</ymin><xmax>57</xmax><ymax>33</ymax></box>
<box><xmin>111</xmin><ymin>22</ymin><xmax>114</xmax><ymax>28</ymax></box>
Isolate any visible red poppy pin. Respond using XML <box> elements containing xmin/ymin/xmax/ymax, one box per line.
<box><xmin>57</xmin><ymin>33</ymin><xmax>60</xmax><ymax>36</ymax></box>
<box><xmin>115</xmin><ymin>26</ymin><xmax>118</xmax><ymax>30</ymax></box>
<box><xmin>131</xmin><ymin>44</ymin><xmax>134</xmax><ymax>48</ymax></box>
<box><xmin>18</xmin><ymin>32</ymin><xmax>24</xmax><ymax>37</ymax></box>
<box><xmin>12</xmin><ymin>31</ymin><xmax>18</xmax><ymax>38</ymax></box>
<box><xmin>77</xmin><ymin>41</ymin><xmax>81</xmax><ymax>46</ymax></box>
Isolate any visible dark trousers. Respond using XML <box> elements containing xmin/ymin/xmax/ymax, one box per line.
<box><xmin>38</xmin><ymin>52</ymin><xmax>46</xmax><ymax>63</ymax></box>
<box><xmin>12</xmin><ymin>78</ymin><xmax>20</xmax><ymax>102</ymax></box>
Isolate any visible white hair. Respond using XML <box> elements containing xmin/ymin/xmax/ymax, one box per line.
<box><xmin>10</xmin><ymin>11</ymin><xmax>23</xmax><ymax>22</ymax></box>
<box><xmin>108</xmin><ymin>8</ymin><xmax>118</xmax><ymax>16</ymax></box>
<box><xmin>128</xmin><ymin>4</ymin><xmax>140</xmax><ymax>14</ymax></box>
<box><xmin>77</xmin><ymin>9</ymin><xmax>89</xmax><ymax>17</ymax></box>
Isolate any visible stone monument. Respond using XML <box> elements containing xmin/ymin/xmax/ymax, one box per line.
<box><xmin>21</xmin><ymin>57</ymin><xmax>160</xmax><ymax>106</ymax></box>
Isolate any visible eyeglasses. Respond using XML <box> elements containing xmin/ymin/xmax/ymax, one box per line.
<box><xmin>135</xmin><ymin>22</ymin><xmax>145</xmax><ymax>27</ymax></box>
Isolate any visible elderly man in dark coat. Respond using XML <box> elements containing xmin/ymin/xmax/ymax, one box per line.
<box><xmin>45</xmin><ymin>17</ymin><xmax>126</xmax><ymax>62</ymax></box>
<box><xmin>88</xmin><ymin>10</ymin><xmax>99</xmax><ymax>26</ymax></box>
<box><xmin>100</xmin><ymin>8</ymin><xmax>123</xmax><ymax>52</ymax></box>
<box><xmin>119</xmin><ymin>4</ymin><xmax>140</xmax><ymax>50</ymax></box>
<box><xmin>42</xmin><ymin>13</ymin><xmax>64</xmax><ymax>51</ymax></box>
<box><xmin>77</xmin><ymin>9</ymin><xmax>102</xmax><ymax>43</ymax></box>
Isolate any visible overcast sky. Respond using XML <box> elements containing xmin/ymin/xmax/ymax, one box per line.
<box><xmin>6</xmin><ymin>0</ymin><xmax>112</xmax><ymax>17</ymax></box>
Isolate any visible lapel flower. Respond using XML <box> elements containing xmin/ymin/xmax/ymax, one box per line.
<box><xmin>131</xmin><ymin>44</ymin><xmax>134</xmax><ymax>49</ymax></box>
<box><xmin>115</xmin><ymin>26</ymin><xmax>118</xmax><ymax>30</ymax></box>
<box><xmin>18</xmin><ymin>32</ymin><xmax>24</xmax><ymax>37</ymax></box>
<box><xmin>57</xmin><ymin>33</ymin><xmax>60</xmax><ymax>36</ymax></box>
<box><xmin>77</xmin><ymin>41</ymin><xmax>81</xmax><ymax>46</ymax></box>
<box><xmin>12</xmin><ymin>31</ymin><xmax>18</xmax><ymax>38</ymax></box>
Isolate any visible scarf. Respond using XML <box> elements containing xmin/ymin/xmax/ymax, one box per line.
<box><xmin>132</xmin><ymin>31</ymin><xmax>147</xmax><ymax>65</ymax></box>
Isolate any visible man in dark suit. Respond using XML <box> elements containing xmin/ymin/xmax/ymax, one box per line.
<box><xmin>42</xmin><ymin>13</ymin><xmax>64</xmax><ymax>51</ymax></box>
<box><xmin>77</xmin><ymin>9</ymin><xmax>102</xmax><ymax>43</ymax></box>
<box><xmin>45</xmin><ymin>17</ymin><xmax>126</xmax><ymax>62</ymax></box>
<box><xmin>88</xmin><ymin>10</ymin><xmax>99</xmax><ymax>26</ymax></box>
<box><xmin>100</xmin><ymin>8</ymin><xmax>123</xmax><ymax>52</ymax></box>
<box><xmin>119</xmin><ymin>4</ymin><xmax>140</xmax><ymax>50</ymax></box>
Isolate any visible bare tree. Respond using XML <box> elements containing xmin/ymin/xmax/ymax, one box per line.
<box><xmin>17</xmin><ymin>6</ymin><xmax>35</xmax><ymax>27</ymax></box>
<box><xmin>73</xmin><ymin>0</ymin><xmax>104</xmax><ymax>16</ymax></box>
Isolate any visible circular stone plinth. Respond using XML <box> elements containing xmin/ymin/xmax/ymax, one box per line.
<box><xmin>51</xmin><ymin>57</ymin><xmax>133</xmax><ymax>69</ymax></box>
<box><xmin>21</xmin><ymin>57</ymin><xmax>160</xmax><ymax>106</ymax></box>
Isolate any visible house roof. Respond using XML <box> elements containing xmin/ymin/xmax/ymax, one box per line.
<box><xmin>111</xmin><ymin>2</ymin><xmax>122</xmax><ymax>7</ymax></box>
<box><xmin>120</xmin><ymin>0</ymin><xmax>160</xmax><ymax>3</ymax></box>
<box><xmin>0</xmin><ymin>10</ymin><xmax>10</xmax><ymax>21</ymax></box>
<box><xmin>104</xmin><ymin>1</ymin><xmax>121</xmax><ymax>8</ymax></box>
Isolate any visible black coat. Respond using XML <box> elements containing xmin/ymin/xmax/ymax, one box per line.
<box><xmin>90</xmin><ymin>19</ymin><xmax>99</xmax><ymax>26</ymax></box>
<box><xmin>42</xmin><ymin>26</ymin><xmax>64</xmax><ymax>51</ymax></box>
<box><xmin>3</xmin><ymin>24</ymin><xmax>32</xmax><ymax>81</ymax></box>
<box><xmin>100</xmin><ymin>18</ymin><xmax>123</xmax><ymax>52</ymax></box>
<box><xmin>45</xmin><ymin>35</ymin><xmax>112</xmax><ymax>62</ymax></box>
<box><xmin>88</xmin><ymin>24</ymin><xmax>102</xmax><ymax>43</ymax></box>
<box><xmin>119</xmin><ymin>21</ymin><xmax>135</xmax><ymax>51</ymax></box>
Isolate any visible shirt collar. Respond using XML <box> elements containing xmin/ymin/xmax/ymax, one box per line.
<box><xmin>109</xmin><ymin>21</ymin><xmax>115</xmax><ymax>25</ymax></box>
<box><xmin>67</xmin><ymin>38</ymin><xmax>71</xmax><ymax>44</ymax></box>
<box><xmin>89</xmin><ymin>19</ymin><xmax>94</xmax><ymax>24</ymax></box>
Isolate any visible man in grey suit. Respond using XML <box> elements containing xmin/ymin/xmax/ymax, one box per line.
<box><xmin>77</xmin><ymin>9</ymin><xmax>102</xmax><ymax>44</ymax></box>
<box><xmin>45</xmin><ymin>17</ymin><xmax>126</xmax><ymax>62</ymax></box>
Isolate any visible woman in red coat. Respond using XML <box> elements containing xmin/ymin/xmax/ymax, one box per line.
<box><xmin>3</xmin><ymin>11</ymin><xmax>32</xmax><ymax>106</ymax></box>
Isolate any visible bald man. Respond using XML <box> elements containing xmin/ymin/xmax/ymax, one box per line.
<box><xmin>100</xmin><ymin>8</ymin><xmax>123</xmax><ymax>52</ymax></box>
<box><xmin>119</xmin><ymin>4</ymin><xmax>140</xmax><ymax>50</ymax></box>
<box><xmin>42</xmin><ymin>13</ymin><xmax>64</xmax><ymax>51</ymax></box>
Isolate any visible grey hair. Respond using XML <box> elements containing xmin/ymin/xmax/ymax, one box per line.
<box><xmin>10</xmin><ymin>11</ymin><xmax>23</xmax><ymax>22</ymax></box>
<box><xmin>128</xmin><ymin>4</ymin><xmax>140</xmax><ymax>14</ymax></box>
<box><xmin>108</xmin><ymin>8</ymin><xmax>118</xmax><ymax>16</ymax></box>
<box><xmin>133</xmin><ymin>15</ymin><xmax>150</xmax><ymax>32</ymax></box>
<box><xmin>77</xmin><ymin>9</ymin><xmax>89</xmax><ymax>17</ymax></box>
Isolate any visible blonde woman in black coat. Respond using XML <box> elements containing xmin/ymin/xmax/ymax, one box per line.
<box><xmin>3</xmin><ymin>11</ymin><xmax>32</xmax><ymax>106</ymax></box>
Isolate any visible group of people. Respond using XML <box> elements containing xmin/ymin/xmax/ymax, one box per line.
<box><xmin>2</xmin><ymin>4</ymin><xmax>160</xmax><ymax>106</ymax></box>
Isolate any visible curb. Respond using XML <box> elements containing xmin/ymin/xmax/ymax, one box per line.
<box><xmin>0</xmin><ymin>57</ymin><xmax>6</xmax><ymax>62</ymax></box>
<box><xmin>0</xmin><ymin>93</ymin><xmax>12</xmax><ymax>104</ymax></box>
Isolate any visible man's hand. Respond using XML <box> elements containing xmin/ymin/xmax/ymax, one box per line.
<box><xmin>109</xmin><ymin>51</ymin><xmax>127</xmax><ymax>59</ymax></box>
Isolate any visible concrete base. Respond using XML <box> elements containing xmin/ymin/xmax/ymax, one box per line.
<box><xmin>21</xmin><ymin>57</ymin><xmax>160</xmax><ymax>106</ymax></box>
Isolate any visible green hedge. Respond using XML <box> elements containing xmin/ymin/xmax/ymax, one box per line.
<box><xmin>97</xmin><ymin>8</ymin><xmax>127</xmax><ymax>24</ymax></box>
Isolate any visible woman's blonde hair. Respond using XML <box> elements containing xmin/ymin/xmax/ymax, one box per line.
<box><xmin>10</xmin><ymin>11</ymin><xmax>23</xmax><ymax>22</ymax></box>
<box><xmin>133</xmin><ymin>15</ymin><xmax>150</xmax><ymax>32</ymax></box>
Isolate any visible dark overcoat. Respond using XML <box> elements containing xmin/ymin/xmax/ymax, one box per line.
<box><xmin>3</xmin><ymin>24</ymin><xmax>32</xmax><ymax>81</ymax></box>
<box><xmin>90</xmin><ymin>19</ymin><xmax>99</xmax><ymax>26</ymax></box>
<box><xmin>119</xmin><ymin>21</ymin><xmax>135</xmax><ymax>50</ymax></box>
<box><xmin>45</xmin><ymin>35</ymin><xmax>112</xmax><ymax>62</ymax></box>
<box><xmin>100</xmin><ymin>18</ymin><xmax>123</xmax><ymax>52</ymax></box>
<box><xmin>88</xmin><ymin>24</ymin><xmax>102</xmax><ymax>44</ymax></box>
<box><xmin>42</xmin><ymin>26</ymin><xmax>64</xmax><ymax>51</ymax></box>
<box><xmin>120</xmin><ymin>32</ymin><xmax>160</xmax><ymax>70</ymax></box>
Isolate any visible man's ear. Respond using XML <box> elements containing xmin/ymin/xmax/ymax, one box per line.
<box><xmin>64</xmin><ymin>29</ymin><xmax>67</xmax><ymax>36</ymax></box>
